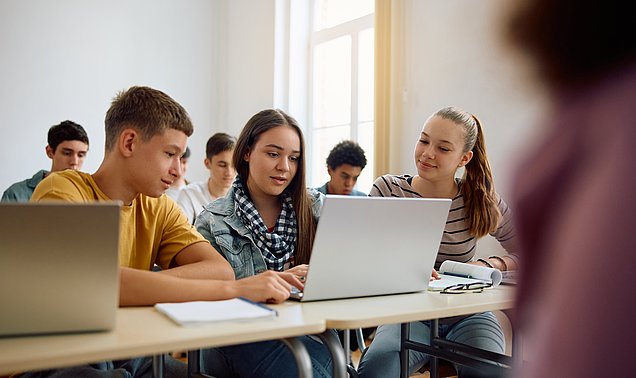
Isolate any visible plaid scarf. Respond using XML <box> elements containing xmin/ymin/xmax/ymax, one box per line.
<box><xmin>233</xmin><ymin>178</ymin><xmax>297</xmax><ymax>271</ymax></box>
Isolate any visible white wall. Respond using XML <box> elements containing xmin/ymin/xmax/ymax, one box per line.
<box><xmin>224</xmin><ymin>0</ymin><xmax>277</xmax><ymax>134</ymax></box>
<box><xmin>0</xmin><ymin>0</ymin><xmax>280</xmax><ymax>192</ymax></box>
<box><xmin>1</xmin><ymin>0</ymin><xmax>545</xmax><ymax>225</ymax></box>
<box><xmin>0</xmin><ymin>0</ymin><xmax>228</xmax><ymax>191</ymax></box>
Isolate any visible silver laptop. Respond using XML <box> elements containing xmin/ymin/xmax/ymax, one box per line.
<box><xmin>291</xmin><ymin>195</ymin><xmax>451</xmax><ymax>301</ymax></box>
<box><xmin>0</xmin><ymin>202</ymin><xmax>121</xmax><ymax>336</ymax></box>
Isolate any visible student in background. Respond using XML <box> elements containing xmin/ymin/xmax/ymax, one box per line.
<box><xmin>314</xmin><ymin>139</ymin><xmax>371</xmax><ymax>350</ymax></box>
<box><xmin>506</xmin><ymin>0</ymin><xmax>636</xmax><ymax>377</ymax></box>
<box><xmin>357</xmin><ymin>106</ymin><xmax>518</xmax><ymax>378</ymax></box>
<box><xmin>28</xmin><ymin>87</ymin><xmax>303</xmax><ymax>378</ymax></box>
<box><xmin>2</xmin><ymin>120</ymin><xmax>89</xmax><ymax>202</ymax></box>
<box><xmin>315</xmin><ymin>140</ymin><xmax>367</xmax><ymax>196</ymax></box>
<box><xmin>165</xmin><ymin>145</ymin><xmax>190</xmax><ymax>199</ymax></box>
<box><xmin>195</xmin><ymin>109</ymin><xmax>332</xmax><ymax>378</ymax></box>
<box><xmin>177</xmin><ymin>132</ymin><xmax>237</xmax><ymax>224</ymax></box>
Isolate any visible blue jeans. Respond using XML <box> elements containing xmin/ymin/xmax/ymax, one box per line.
<box><xmin>357</xmin><ymin>312</ymin><xmax>504</xmax><ymax>378</ymax></box>
<box><xmin>202</xmin><ymin>334</ymin><xmax>334</xmax><ymax>378</ymax></box>
<box><xmin>20</xmin><ymin>356</ymin><xmax>186</xmax><ymax>378</ymax></box>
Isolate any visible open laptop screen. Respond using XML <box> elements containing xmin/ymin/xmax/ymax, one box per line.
<box><xmin>295</xmin><ymin>195</ymin><xmax>451</xmax><ymax>302</ymax></box>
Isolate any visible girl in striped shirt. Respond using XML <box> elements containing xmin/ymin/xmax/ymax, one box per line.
<box><xmin>358</xmin><ymin>106</ymin><xmax>518</xmax><ymax>378</ymax></box>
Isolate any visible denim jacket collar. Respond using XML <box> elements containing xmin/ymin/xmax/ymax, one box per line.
<box><xmin>209</xmin><ymin>185</ymin><xmax>324</xmax><ymax>225</ymax></box>
<box><xmin>207</xmin><ymin>186</ymin><xmax>254</xmax><ymax>240</ymax></box>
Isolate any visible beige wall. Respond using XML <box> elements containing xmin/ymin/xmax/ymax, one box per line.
<box><xmin>386</xmin><ymin>0</ymin><xmax>547</xmax><ymax>255</ymax></box>
<box><xmin>388</xmin><ymin>0</ymin><xmax>546</xmax><ymax>198</ymax></box>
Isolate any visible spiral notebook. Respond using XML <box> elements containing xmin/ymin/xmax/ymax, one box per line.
<box><xmin>428</xmin><ymin>260</ymin><xmax>503</xmax><ymax>291</ymax></box>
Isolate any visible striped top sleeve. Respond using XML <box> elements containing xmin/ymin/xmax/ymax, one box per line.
<box><xmin>370</xmin><ymin>174</ymin><xmax>519</xmax><ymax>268</ymax></box>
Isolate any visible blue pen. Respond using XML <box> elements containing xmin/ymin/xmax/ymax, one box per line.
<box><xmin>238</xmin><ymin>297</ymin><xmax>279</xmax><ymax>317</ymax></box>
<box><xmin>442</xmin><ymin>271</ymin><xmax>472</xmax><ymax>279</ymax></box>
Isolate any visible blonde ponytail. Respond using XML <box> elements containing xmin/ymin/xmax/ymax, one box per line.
<box><xmin>434</xmin><ymin>107</ymin><xmax>500</xmax><ymax>237</ymax></box>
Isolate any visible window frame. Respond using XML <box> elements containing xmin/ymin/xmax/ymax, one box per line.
<box><xmin>307</xmin><ymin>2</ymin><xmax>375</xmax><ymax>190</ymax></box>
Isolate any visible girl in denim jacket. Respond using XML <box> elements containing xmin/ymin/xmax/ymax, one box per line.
<box><xmin>195</xmin><ymin>109</ymin><xmax>332</xmax><ymax>378</ymax></box>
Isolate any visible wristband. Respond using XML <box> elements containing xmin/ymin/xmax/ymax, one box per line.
<box><xmin>477</xmin><ymin>258</ymin><xmax>493</xmax><ymax>268</ymax></box>
<box><xmin>489</xmin><ymin>255</ymin><xmax>509</xmax><ymax>271</ymax></box>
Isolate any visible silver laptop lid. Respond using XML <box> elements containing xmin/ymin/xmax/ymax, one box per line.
<box><xmin>300</xmin><ymin>195</ymin><xmax>451</xmax><ymax>301</ymax></box>
<box><xmin>0</xmin><ymin>202</ymin><xmax>121</xmax><ymax>336</ymax></box>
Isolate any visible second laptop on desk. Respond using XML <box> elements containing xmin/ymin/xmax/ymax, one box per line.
<box><xmin>290</xmin><ymin>195</ymin><xmax>451</xmax><ymax>302</ymax></box>
<box><xmin>0</xmin><ymin>202</ymin><xmax>121</xmax><ymax>337</ymax></box>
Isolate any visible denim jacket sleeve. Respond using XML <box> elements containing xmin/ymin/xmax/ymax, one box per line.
<box><xmin>194</xmin><ymin>193</ymin><xmax>268</xmax><ymax>279</ymax></box>
<box><xmin>195</xmin><ymin>188</ymin><xmax>324</xmax><ymax>279</ymax></box>
<box><xmin>195</xmin><ymin>210</ymin><xmax>226</xmax><ymax>259</ymax></box>
<box><xmin>308</xmin><ymin>188</ymin><xmax>325</xmax><ymax>220</ymax></box>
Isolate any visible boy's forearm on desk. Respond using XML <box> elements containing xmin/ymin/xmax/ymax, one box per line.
<box><xmin>158</xmin><ymin>259</ymin><xmax>235</xmax><ymax>280</ymax></box>
<box><xmin>119</xmin><ymin>267</ymin><xmax>237</xmax><ymax>306</ymax></box>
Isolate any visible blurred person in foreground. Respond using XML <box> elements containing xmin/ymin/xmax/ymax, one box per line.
<box><xmin>507</xmin><ymin>0</ymin><xmax>636</xmax><ymax>377</ymax></box>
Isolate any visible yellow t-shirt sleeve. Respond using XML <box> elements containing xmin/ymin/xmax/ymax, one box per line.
<box><xmin>151</xmin><ymin>196</ymin><xmax>209</xmax><ymax>270</ymax></box>
<box><xmin>31</xmin><ymin>172</ymin><xmax>88</xmax><ymax>202</ymax></box>
<box><xmin>30</xmin><ymin>171</ymin><xmax>209</xmax><ymax>271</ymax></box>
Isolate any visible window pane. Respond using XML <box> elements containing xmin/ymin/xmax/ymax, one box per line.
<box><xmin>313</xmin><ymin>36</ymin><xmax>351</xmax><ymax>128</ymax></box>
<box><xmin>308</xmin><ymin>0</ymin><xmax>375</xmax><ymax>190</ymax></box>
<box><xmin>357</xmin><ymin>121</ymin><xmax>374</xmax><ymax>194</ymax></box>
<box><xmin>310</xmin><ymin>125</ymin><xmax>351</xmax><ymax>188</ymax></box>
<box><xmin>314</xmin><ymin>0</ymin><xmax>374</xmax><ymax>31</ymax></box>
<box><xmin>358</xmin><ymin>27</ymin><xmax>374</xmax><ymax>123</ymax></box>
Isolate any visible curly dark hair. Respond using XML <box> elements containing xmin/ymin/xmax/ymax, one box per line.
<box><xmin>326</xmin><ymin>140</ymin><xmax>367</xmax><ymax>170</ymax></box>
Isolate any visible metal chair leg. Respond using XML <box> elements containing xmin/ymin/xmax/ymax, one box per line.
<box><xmin>281</xmin><ymin>337</ymin><xmax>314</xmax><ymax>378</ymax></box>
<box><xmin>317</xmin><ymin>330</ymin><xmax>347</xmax><ymax>378</ymax></box>
<box><xmin>152</xmin><ymin>354</ymin><xmax>164</xmax><ymax>378</ymax></box>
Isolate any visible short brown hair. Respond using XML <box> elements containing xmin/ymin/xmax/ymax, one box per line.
<box><xmin>48</xmin><ymin>120</ymin><xmax>89</xmax><ymax>151</ymax></box>
<box><xmin>206</xmin><ymin>132</ymin><xmax>236</xmax><ymax>159</ymax></box>
<box><xmin>104</xmin><ymin>86</ymin><xmax>193</xmax><ymax>150</ymax></box>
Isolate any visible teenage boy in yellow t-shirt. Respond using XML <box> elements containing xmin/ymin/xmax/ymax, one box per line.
<box><xmin>28</xmin><ymin>86</ymin><xmax>303</xmax><ymax>378</ymax></box>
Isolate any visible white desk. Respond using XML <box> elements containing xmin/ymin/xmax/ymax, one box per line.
<box><xmin>0</xmin><ymin>305</ymin><xmax>327</xmax><ymax>377</ymax></box>
<box><xmin>295</xmin><ymin>286</ymin><xmax>515</xmax><ymax>377</ymax></box>
<box><xmin>297</xmin><ymin>286</ymin><xmax>514</xmax><ymax>328</ymax></box>
<box><xmin>0</xmin><ymin>288</ymin><xmax>513</xmax><ymax>377</ymax></box>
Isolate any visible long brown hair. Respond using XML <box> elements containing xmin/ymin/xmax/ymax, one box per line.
<box><xmin>435</xmin><ymin>107</ymin><xmax>500</xmax><ymax>237</ymax></box>
<box><xmin>232</xmin><ymin>109</ymin><xmax>317</xmax><ymax>265</ymax></box>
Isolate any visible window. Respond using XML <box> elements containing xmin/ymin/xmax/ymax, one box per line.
<box><xmin>308</xmin><ymin>0</ymin><xmax>375</xmax><ymax>193</ymax></box>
